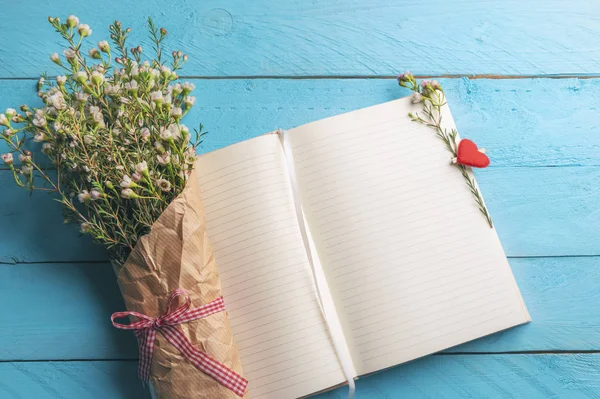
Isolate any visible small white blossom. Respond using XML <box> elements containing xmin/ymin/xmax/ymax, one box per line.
<box><xmin>83</xmin><ymin>135</ymin><xmax>93</xmax><ymax>145</ymax></box>
<box><xmin>156</xmin><ymin>152</ymin><xmax>171</xmax><ymax>165</ymax></box>
<box><xmin>120</xmin><ymin>175</ymin><xmax>135</xmax><ymax>188</ymax></box>
<box><xmin>91</xmin><ymin>71</ymin><xmax>105</xmax><ymax>85</ymax></box>
<box><xmin>90</xmin><ymin>189</ymin><xmax>102</xmax><ymax>200</ymax></box>
<box><xmin>56</xmin><ymin>75</ymin><xmax>67</xmax><ymax>85</ymax></box>
<box><xmin>98</xmin><ymin>40</ymin><xmax>110</xmax><ymax>52</ymax></box>
<box><xmin>1</xmin><ymin>153</ymin><xmax>13</xmax><ymax>165</ymax></box>
<box><xmin>78</xmin><ymin>190</ymin><xmax>91</xmax><ymax>203</ymax></box>
<box><xmin>170</xmin><ymin>107</ymin><xmax>182</xmax><ymax>118</ymax></box>
<box><xmin>77</xmin><ymin>24</ymin><xmax>92</xmax><ymax>37</ymax></box>
<box><xmin>183</xmin><ymin>96</ymin><xmax>196</xmax><ymax>107</ymax></box>
<box><xmin>135</xmin><ymin>161</ymin><xmax>148</xmax><ymax>175</ymax></box>
<box><xmin>156</xmin><ymin>178</ymin><xmax>172</xmax><ymax>192</ymax></box>
<box><xmin>182</xmin><ymin>82</ymin><xmax>195</xmax><ymax>93</ymax></box>
<box><xmin>131</xmin><ymin>172</ymin><xmax>142</xmax><ymax>181</ymax></box>
<box><xmin>66</xmin><ymin>15</ymin><xmax>79</xmax><ymax>28</ymax></box>
<box><xmin>140</xmin><ymin>127</ymin><xmax>150</xmax><ymax>141</ymax></box>
<box><xmin>34</xmin><ymin>132</ymin><xmax>45</xmax><ymax>142</ymax></box>
<box><xmin>63</xmin><ymin>48</ymin><xmax>76</xmax><ymax>60</ymax></box>
<box><xmin>5</xmin><ymin>108</ymin><xmax>16</xmax><ymax>118</ymax></box>
<box><xmin>74</xmin><ymin>71</ymin><xmax>87</xmax><ymax>83</ymax></box>
<box><xmin>32</xmin><ymin>116</ymin><xmax>47</xmax><ymax>127</ymax></box>
<box><xmin>171</xmin><ymin>83</ymin><xmax>182</xmax><ymax>96</ymax></box>
<box><xmin>18</xmin><ymin>153</ymin><xmax>31</xmax><ymax>163</ymax></box>
<box><xmin>0</xmin><ymin>114</ymin><xmax>8</xmax><ymax>126</ymax></box>
<box><xmin>20</xmin><ymin>165</ymin><xmax>33</xmax><ymax>175</ymax></box>
<box><xmin>104</xmin><ymin>83</ymin><xmax>120</xmax><ymax>96</ymax></box>
<box><xmin>50</xmin><ymin>53</ymin><xmax>61</xmax><ymax>63</ymax></box>
<box><xmin>48</xmin><ymin>92</ymin><xmax>67</xmax><ymax>110</ymax></box>
<box><xmin>121</xmin><ymin>188</ymin><xmax>137</xmax><ymax>199</ymax></box>
<box><xmin>124</xmin><ymin>80</ymin><xmax>138</xmax><ymax>92</ymax></box>
<box><xmin>411</xmin><ymin>92</ymin><xmax>422</xmax><ymax>103</ymax></box>
<box><xmin>160</xmin><ymin>65</ymin><xmax>172</xmax><ymax>77</ymax></box>
<box><xmin>80</xmin><ymin>222</ymin><xmax>93</xmax><ymax>234</ymax></box>
<box><xmin>75</xmin><ymin>92</ymin><xmax>90</xmax><ymax>103</ymax></box>
<box><xmin>150</xmin><ymin>91</ymin><xmax>164</xmax><ymax>104</ymax></box>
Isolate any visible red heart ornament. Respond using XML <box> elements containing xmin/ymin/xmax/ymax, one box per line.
<box><xmin>456</xmin><ymin>139</ymin><xmax>490</xmax><ymax>168</ymax></box>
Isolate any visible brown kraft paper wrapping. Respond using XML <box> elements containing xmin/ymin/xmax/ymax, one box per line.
<box><xmin>114</xmin><ymin>163</ymin><xmax>246</xmax><ymax>399</ymax></box>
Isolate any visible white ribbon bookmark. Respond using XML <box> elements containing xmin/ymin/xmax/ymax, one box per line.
<box><xmin>278</xmin><ymin>129</ymin><xmax>356</xmax><ymax>399</ymax></box>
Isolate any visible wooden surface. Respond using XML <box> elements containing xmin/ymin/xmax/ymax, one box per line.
<box><xmin>1</xmin><ymin>1</ymin><xmax>599</xmax><ymax>398</ymax></box>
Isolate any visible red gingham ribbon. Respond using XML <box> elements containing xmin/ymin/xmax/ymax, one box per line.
<box><xmin>111</xmin><ymin>289</ymin><xmax>248</xmax><ymax>397</ymax></box>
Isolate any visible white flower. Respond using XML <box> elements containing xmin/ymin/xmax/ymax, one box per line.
<box><xmin>160</xmin><ymin>65</ymin><xmax>172</xmax><ymax>77</ymax></box>
<box><xmin>53</xmin><ymin>121</ymin><xmax>62</xmax><ymax>131</ymax></box>
<box><xmin>120</xmin><ymin>175</ymin><xmax>134</xmax><ymax>188</ymax></box>
<box><xmin>90</xmin><ymin>189</ymin><xmax>102</xmax><ymax>200</ymax></box>
<box><xmin>120</xmin><ymin>188</ymin><xmax>137</xmax><ymax>199</ymax></box>
<box><xmin>32</xmin><ymin>116</ymin><xmax>47</xmax><ymax>127</ymax></box>
<box><xmin>124</xmin><ymin>80</ymin><xmax>138</xmax><ymax>92</ymax></box>
<box><xmin>89</xmin><ymin>106</ymin><xmax>100</xmax><ymax>115</ymax></box>
<box><xmin>92</xmin><ymin>111</ymin><xmax>104</xmax><ymax>124</ymax></box>
<box><xmin>33</xmin><ymin>132</ymin><xmax>45</xmax><ymax>142</ymax></box>
<box><xmin>18</xmin><ymin>153</ymin><xmax>31</xmax><ymax>163</ymax></box>
<box><xmin>42</xmin><ymin>143</ymin><xmax>53</xmax><ymax>154</ymax></box>
<box><xmin>56</xmin><ymin>75</ymin><xmax>67</xmax><ymax>85</ymax></box>
<box><xmin>50</xmin><ymin>53</ymin><xmax>61</xmax><ymax>63</ymax></box>
<box><xmin>77</xmin><ymin>24</ymin><xmax>92</xmax><ymax>37</ymax></box>
<box><xmin>180</xmin><ymin>125</ymin><xmax>190</xmax><ymax>142</ymax></box>
<box><xmin>140</xmin><ymin>127</ymin><xmax>150</xmax><ymax>141</ymax></box>
<box><xmin>98</xmin><ymin>40</ymin><xmax>110</xmax><ymax>52</ymax></box>
<box><xmin>78</xmin><ymin>190</ymin><xmax>91</xmax><ymax>203</ymax></box>
<box><xmin>0</xmin><ymin>114</ymin><xmax>8</xmax><ymax>126</ymax></box>
<box><xmin>80</xmin><ymin>222</ymin><xmax>93</xmax><ymax>234</ymax></box>
<box><xmin>74</xmin><ymin>71</ymin><xmax>87</xmax><ymax>83</ymax></box>
<box><xmin>411</xmin><ymin>92</ymin><xmax>422</xmax><ymax>103</ymax></box>
<box><xmin>88</xmin><ymin>48</ymin><xmax>101</xmax><ymax>59</ymax></box>
<box><xmin>83</xmin><ymin>135</ymin><xmax>93</xmax><ymax>145</ymax></box>
<box><xmin>149</xmin><ymin>69</ymin><xmax>160</xmax><ymax>79</ymax></box>
<box><xmin>150</xmin><ymin>91</ymin><xmax>164</xmax><ymax>104</ymax></box>
<box><xmin>183</xmin><ymin>96</ymin><xmax>196</xmax><ymax>107</ymax></box>
<box><xmin>48</xmin><ymin>92</ymin><xmax>67</xmax><ymax>110</ymax></box>
<box><xmin>156</xmin><ymin>152</ymin><xmax>171</xmax><ymax>165</ymax></box>
<box><xmin>156</xmin><ymin>178</ymin><xmax>172</xmax><ymax>192</ymax></box>
<box><xmin>131</xmin><ymin>172</ymin><xmax>142</xmax><ymax>181</ymax></box>
<box><xmin>63</xmin><ymin>48</ymin><xmax>76</xmax><ymax>60</ymax></box>
<box><xmin>135</xmin><ymin>161</ymin><xmax>148</xmax><ymax>175</ymax></box>
<box><xmin>4</xmin><ymin>108</ymin><xmax>15</xmax><ymax>118</ymax></box>
<box><xmin>182</xmin><ymin>82</ymin><xmax>195</xmax><ymax>93</ymax></box>
<box><xmin>1</xmin><ymin>153</ymin><xmax>13</xmax><ymax>165</ymax></box>
<box><xmin>104</xmin><ymin>83</ymin><xmax>120</xmax><ymax>96</ymax></box>
<box><xmin>171</xmin><ymin>83</ymin><xmax>182</xmax><ymax>96</ymax></box>
<box><xmin>130</xmin><ymin>66</ymin><xmax>140</xmax><ymax>77</ymax></box>
<box><xmin>20</xmin><ymin>165</ymin><xmax>33</xmax><ymax>175</ymax></box>
<box><xmin>154</xmin><ymin>141</ymin><xmax>165</xmax><ymax>153</ymax></box>
<box><xmin>66</xmin><ymin>15</ymin><xmax>79</xmax><ymax>28</ymax></box>
<box><xmin>170</xmin><ymin>107</ymin><xmax>182</xmax><ymax>118</ymax></box>
<box><xmin>91</xmin><ymin>71</ymin><xmax>105</xmax><ymax>85</ymax></box>
<box><xmin>75</xmin><ymin>92</ymin><xmax>90</xmax><ymax>103</ymax></box>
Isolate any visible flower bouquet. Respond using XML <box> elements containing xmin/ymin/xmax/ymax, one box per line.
<box><xmin>1</xmin><ymin>15</ymin><xmax>247</xmax><ymax>398</ymax></box>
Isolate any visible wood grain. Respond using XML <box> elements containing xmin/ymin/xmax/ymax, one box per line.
<box><xmin>3</xmin><ymin>78</ymin><xmax>600</xmax><ymax>167</ymax></box>
<box><xmin>1</xmin><ymin>355</ymin><xmax>599</xmax><ymax>399</ymax></box>
<box><xmin>2</xmin><ymin>1</ymin><xmax>600</xmax><ymax>77</ymax></box>
<box><xmin>1</xmin><ymin>257</ymin><xmax>598</xmax><ymax>361</ymax></box>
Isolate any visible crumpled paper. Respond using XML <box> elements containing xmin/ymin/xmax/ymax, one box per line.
<box><xmin>115</xmin><ymin>163</ymin><xmax>246</xmax><ymax>399</ymax></box>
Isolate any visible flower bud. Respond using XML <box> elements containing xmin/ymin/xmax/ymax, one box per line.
<box><xmin>98</xmin><ymin>40</ymin><xmax>110</xmax><ymax>53</ymax></box>
<box><xmin>48</xmin><ymin>16</ymin><xmax>55</xmax><ymax>24</ymax></box>
<box><xmin>66</xmin><ymin>15</ymin><xmax>79</xmax><ymax>28</ymax></box>
<box><xmin>56</xmin><ymin>75</ymin><xmax>67</xmax><ymax>86</ymax></box>
<box><xmin>50</xmin><ymin>53</ymin><xmax>61</xmax><ymax>65</ymax></box>
<box><xmin>0</xmin><ymin>114</ymin><xmax>8</xmax><ymax>127</ymax></box>
<box><xmin>105</xmin><ymin>181</ymin><xmax>115</xmax><ymax>190</ymax></box>
<box><xmin>80</xmin><ymin>222</ymin><xmax>93</xmax><ymax>234</ymax></box>
<box><xmin>150</xmin><ymin>91</ymin><xmax>164</xmax><ymax>104</ymax></box>
<box><xmin>120</xmin><ymin>188</ymin><xmax>138</xmax><ymax>199</ymax></box>
<box><xmin>4</xmin><ymin>108</ymin><xmax>15</xmax><ymax>119</ymax></box>
<box><xmin>77</xmin><ymin>24</ymin><xmax>92</xmax><ymax>37</ymax></box>
<box><xmin>140</xmin><ymin>127</ymin><xmax>151</xmax><ymax>141</ymax></box>
<box><xmin>90</xmin><ymin>189</ymin><xmax>102</xmax><ymax>200</ymax></box>
<box><xmin>160</xmin><ymin>27</ymin><xmax>167</xmax><ymax>35</ymax></box>
<box><xmin>91</xmin><ymin>71</ymin><xmax>105</xmax><ymax>85</ymax></box>
<box><xmin>135</xmin><ymin>161</ymin><xmax>149</xmax><ymax>177</ymax></box>
<box><xmin>89</xmin><ymin>48</ymin><xmax>101</xmax><ymax>59</ymax></box>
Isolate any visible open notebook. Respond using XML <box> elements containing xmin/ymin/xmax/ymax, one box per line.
<box><xmin>194</xmin><ymin>95</ymin><xmax>531</xmax><ymax>398</ymax></box>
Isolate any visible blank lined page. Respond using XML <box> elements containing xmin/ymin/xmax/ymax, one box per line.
<box><xmin>286</xmin><ymin>97</ymin><xmax>531</xmax><ymax>375</ymax></box>
<box><xmin>194</xmin><ymin>135</ymin><xmax>346</xmax><ymax>398</ymax></box>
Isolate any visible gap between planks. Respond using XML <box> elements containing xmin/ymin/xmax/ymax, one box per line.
<box><xmin>2</xmin><ymin>74</ymin><xmax>600</xmax><ymax>81</ymax></box>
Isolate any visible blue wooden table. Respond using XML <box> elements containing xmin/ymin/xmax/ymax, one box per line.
<box><xmin>2</xmin><ymin>1</ymin><xmax>600</xmax><ymax>398</ymax></box>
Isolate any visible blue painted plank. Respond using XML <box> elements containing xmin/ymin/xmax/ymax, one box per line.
<box><xmin>2</xmin><ymin>164</ymin><xmax>599</xmax><ymax>263</ymax></box>
<box><xmin>2</xmin><ymin>78</ymin><xmax>600</xmax><ymax>167</ymax></box>
<box><xmin>1</xmin><ymin>258</ymin><xmax>598</xmax><ymax>361</ymax></box>
<box><xmin>2</xmin><ymin>1</ymin><xmax>600</xmax><ymax>77</ymax></box>
<box><xmin>0</xmin><ymin>361</ymin><xmax>149</xmax><ymax>399</ymax></box>
<box><xmin>1</xmin><ymin>355</ymin><xmax>599</xmax><ymax>399</ymax></box>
